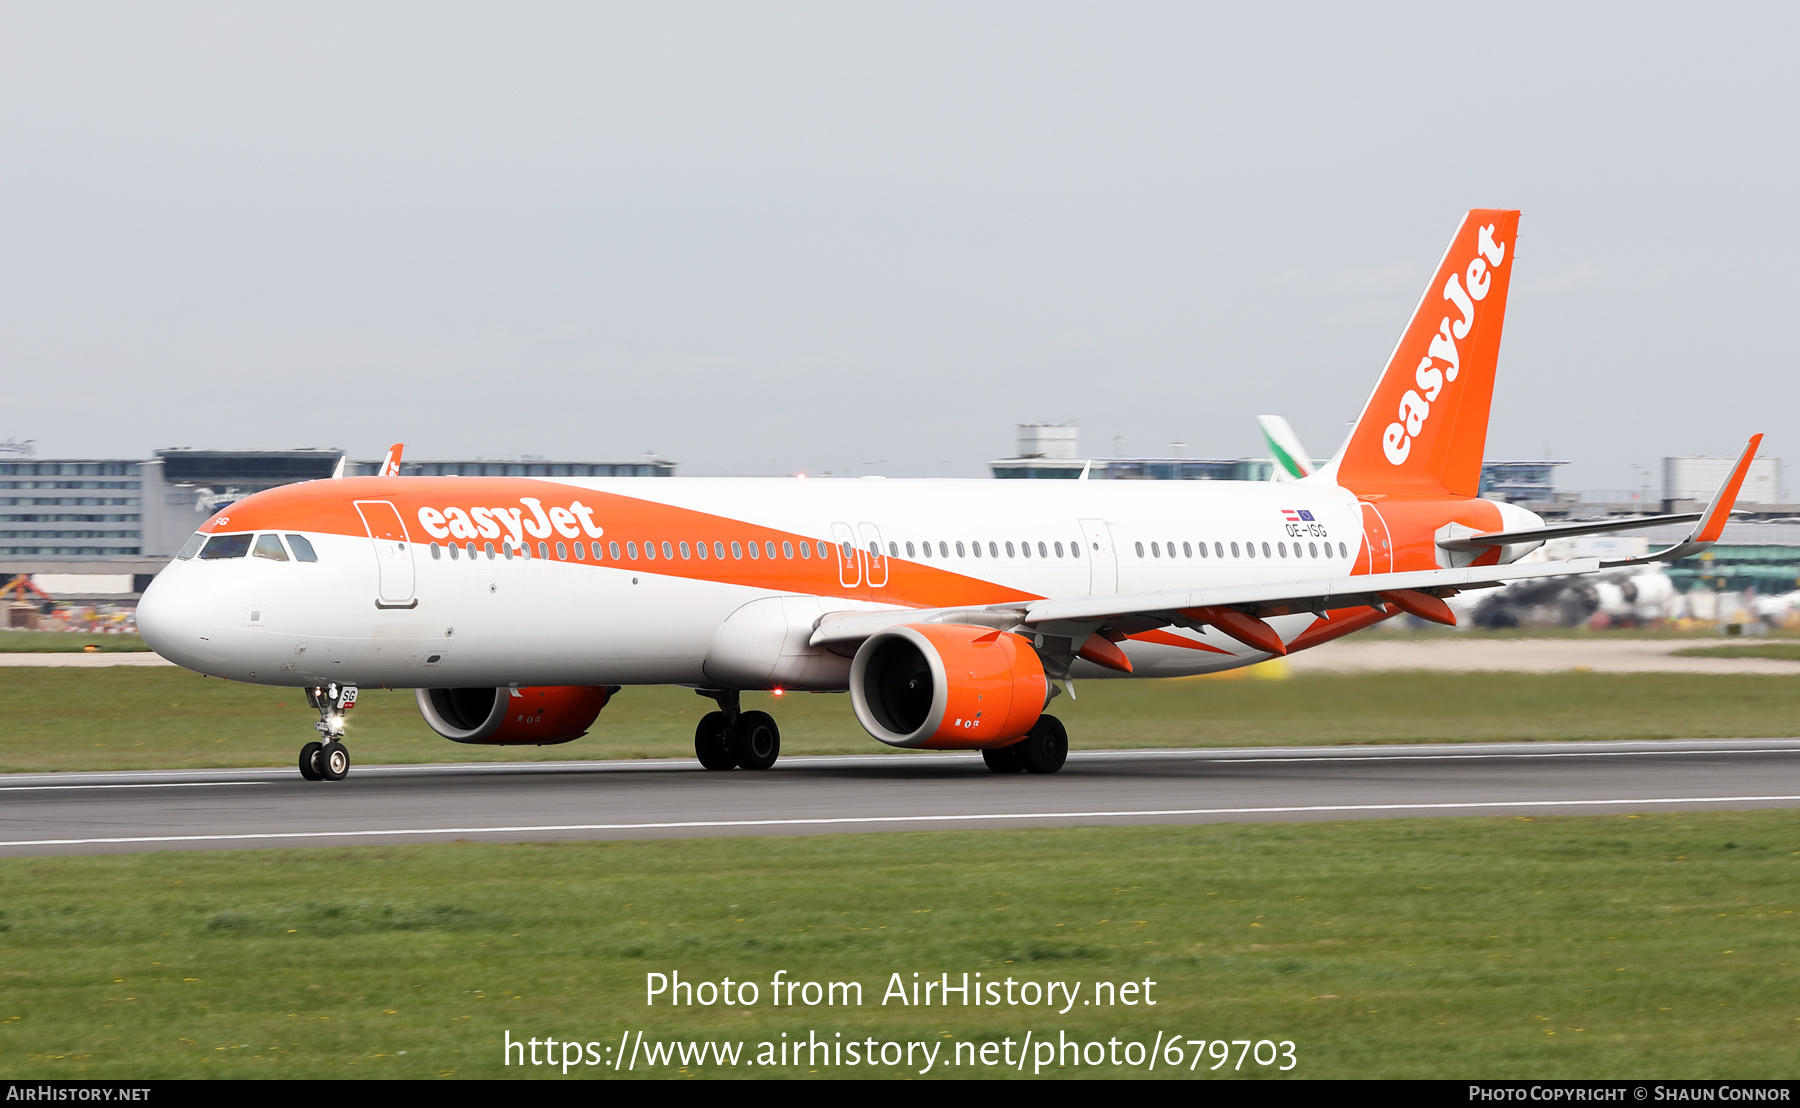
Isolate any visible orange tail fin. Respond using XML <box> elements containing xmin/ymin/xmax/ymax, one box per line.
<box><xmin>1325</xmin><ymin>209</ymin><xmax>1520</xmax><ymax>498</ymax></box>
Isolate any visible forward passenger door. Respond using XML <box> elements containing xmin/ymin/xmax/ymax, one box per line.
<box><xmin>354</xmin><ymin>500</ymin><xmax>417</xmax><ymax>608</ymax></box>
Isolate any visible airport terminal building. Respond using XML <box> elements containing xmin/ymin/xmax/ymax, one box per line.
<box><xmin>1</xmin><ymin>448</ymin><xmax>675</xmax><ymax>604</ymax></box>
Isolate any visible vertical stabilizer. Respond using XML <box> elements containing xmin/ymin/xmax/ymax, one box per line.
<box><xmin>1323</xmin><ymin>209</ymin><xmax>1520</xmax><ymax>498</ymax></box>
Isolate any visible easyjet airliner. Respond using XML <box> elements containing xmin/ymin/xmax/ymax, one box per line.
<box><xmin>136</xmin><ymin>210</ymin><xmax>1760</xmax><ymax>781</ymax></box>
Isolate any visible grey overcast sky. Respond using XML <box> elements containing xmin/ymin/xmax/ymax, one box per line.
<box><xmin>2</xmin><ymin>3</ymin><xmax>1794</xmax><ymax>488</ymax></box>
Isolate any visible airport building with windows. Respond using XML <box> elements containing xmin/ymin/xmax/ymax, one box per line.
<box><xmin>0</xmin><ymin>447</ymin><xmax>675</xmax><ymax>604</ymax></box>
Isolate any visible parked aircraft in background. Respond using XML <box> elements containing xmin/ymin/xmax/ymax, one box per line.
<box><xmin>136</xmin><ymin>210</ymin><xmax>1761</xmax><ymax>781</ymax></box>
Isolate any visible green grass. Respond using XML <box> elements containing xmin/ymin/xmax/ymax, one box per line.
<box><xmin>1672</xmin><ymin>643</ymin><xmax>1800</xmax><ymax>662</ymax></box>
<box><xmin>0</xmin><ymin>632</ymin><xmax>148</xmax><ymax>652</ymax></box>
<box><xmin>4</xmin><ymin>667</ymin><xmax>1799</xmax><ymax>774</ymax></box>
<box><xmin>1</xmin><ymin>812</ymin><xmax>1796</xmax><ymax>1078</ymax></box>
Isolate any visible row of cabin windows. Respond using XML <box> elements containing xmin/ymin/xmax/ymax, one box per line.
<box><xmin>178</xmin><ymin>532</ymin><xmax>319</xmax><ymax>562</ymax></box>
<box><xmin>1135</xmin><ymin>538</ymin><xmax>1350</xmax><ymax>561</ymax></box>
<box><xmin>423</xmin><ymin>537</ymin><xmax>1089</xmax><ymax>565</ymax></box>
<box><xmin>178</xmin><ymin>530</ymin><xmax>1351</xmax><ymax>572</ymax></box>
<box><xmin>427</xmin><ymin>538</ymin><xmax>833</xmax><ymax>563</ymax></box>
<box><xmin>904</xmin><ymin>538</ymin><xmax>1082</xmax><ymax>561</ymax></box>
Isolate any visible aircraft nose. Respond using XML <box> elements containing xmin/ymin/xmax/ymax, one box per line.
<box><xmin>136</xmin><ymin>568</ymin><xmax>218</xmax><ymax>669</ymax></box>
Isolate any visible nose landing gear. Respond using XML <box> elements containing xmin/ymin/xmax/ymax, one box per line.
<box><xmin>299</xmin><ymin>683</ymin><xmax>357</xmax><ymax>781</ymax></box>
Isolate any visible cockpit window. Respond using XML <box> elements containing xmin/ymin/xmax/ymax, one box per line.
<box><xmin>253</xmin><ymin>534</ymin><xmax>289</xmax><ymax>561</ymax></box>
<box><xmin>285</xmin><ymin>535</ymin><xmax>318</xmax><ymax>562</ymax></box>
<box><xmin>176</xmin><ymin>532</ymin><xmax>206</xmax><ymax>560</ymax></box>
<box><xmin>199</xmin><ymin>534</ymin><xmax>254</xmax><ymax>560</ymax></box>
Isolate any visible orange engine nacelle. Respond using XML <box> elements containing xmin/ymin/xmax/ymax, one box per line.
<box><xmin>849</xmin><ymin>623</ymin><xmax>1048</xmax><ymax>749</ymax></box>
<box><xmin>415</xmin><ymin>685</ymin><xmax>613</xmax><ymax>746</ymax></box>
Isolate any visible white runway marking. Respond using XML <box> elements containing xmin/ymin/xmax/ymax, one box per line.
<box><xmin>0</xmin><ymin>781</ymin><xmax>263</xmax><ymax>792</ymax></box>
<box><xmin>1205</xmin><ymin>748</ymin><xmax>1786</xmax><ymax>764</ymax></box>
<box><xmin>6</xmin><ymin>794</ymin><xmax>1799</xmax><ymax>848</ymax></box>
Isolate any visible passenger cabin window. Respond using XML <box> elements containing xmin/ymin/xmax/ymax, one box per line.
<box><xmin>797</xmin><ymin>541</ymin><xmax>809</xmax><ymax>559</ymax></box>
<box><xmin>448</xmin><ymin>542</ymin><xmax>461</xmax><ymax>561</ymax></box>
<box><xmin>1134</xmin><ymin>542</ymin><xmax>1144</xmax><ymax>558</ymax></box>
<box><xmin>176</xmin><ymin>532</ymin><xmax>206</xmax><ymax>559</ymax></box>
<box><xmin>429</xmin><ymin>543</ymin><xmax>441</xmax><ymax>560</ymax></box>
<box><xmin>785</xmin><ymin>541</ymin><xmax>796</xmax><ymax>558</ymax></box>
<box><xmin>1070</xmin><ymin>540</ymin><xmax>1081</xmax><ymax>559</ymax></box>
<box><xmin>199</xmin><ymin>534</ymin><xmax>253</xmax><ymax>560</ymax></box>
<box><xmin>748</xmin><ymin>541</ymin><xmax>759</xmax><ymax>560</ymax></box>
<box><xmin>609</xmin><ymin>541</ymin><xmax>621</xmax><ymax>560</ymax></box>
<box><xmin>662</xmin><ymin>541</ymin><xmax>673</xmax><ymax>559</ymax></box>
<box><xmin>253</xmin><ymin>534</ymin><xmax>289</xmax><ymax>561</ymax></box>
<box><xmin>559</xmin><ymin>542</ymin><xmax>570</xmax><ymax>559</ymax></box>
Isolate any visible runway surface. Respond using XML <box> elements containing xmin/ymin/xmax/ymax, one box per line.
<box><xmin>4</xmin><ymin>739</ymin><xmax>1799</xmax><ymax>855</ymax></box>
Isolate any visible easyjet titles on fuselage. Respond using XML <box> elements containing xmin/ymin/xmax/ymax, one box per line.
<box><xmin>414</xmin><ymin>498</ymin><xmax>606</xmax><ymax>545</ymax></box>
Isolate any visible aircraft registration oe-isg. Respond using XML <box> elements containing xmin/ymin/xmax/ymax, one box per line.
<box><xmin>137</xmin><ymin>209</ymin><xmax>1762</xmax><ymax>782</ymax></box>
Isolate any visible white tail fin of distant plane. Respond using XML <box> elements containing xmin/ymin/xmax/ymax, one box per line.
<box><xmin>1258</xmin><ymin>415</ymin><xmax>1314</xmax><ymax>482</ymax></box>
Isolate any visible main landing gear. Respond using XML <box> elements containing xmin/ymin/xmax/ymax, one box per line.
<box><xmin>694</xmin><ymin>689</ymin><xmax>781</xmax><ymax>771</ymax></box>
<box><xmin>981</xmin><ymin>715</ymin><xmax>1068</xmax><ymax>775</ymax></box>
<box><xmin>298</xmin><ymin>682</ymin><xmax>357</xmax><ymax>782</ymax></box>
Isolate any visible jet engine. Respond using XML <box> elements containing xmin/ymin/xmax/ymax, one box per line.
<box><xmin>849</xmin><ymin>623</ymin><xmax>1048</xmax><ymax>749</ymax></box>
<box><xmin>415</xmin><ymin>685</ymin><xmax>613</xmax><ymax>745</ymax></box>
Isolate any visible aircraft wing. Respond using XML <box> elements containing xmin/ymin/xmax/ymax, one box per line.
<box><xmin>1437</xmin><ymin>434</ymin><xmax>1762</xmax><ymax>565</ymax></box>
<box><xmin>809</xmin><ymin>556</ymin><xmax>1600</xmax><ymax>651</ymax></box>
<box><xmin>1435</xmin><ymin>510</ymin><xmax>1741</xmax><ymax>551</ymax></box>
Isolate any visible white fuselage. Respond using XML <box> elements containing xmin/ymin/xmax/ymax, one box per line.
<box><xmin>137</xmin><ymin>474</ymin><xmax>1423</xmax><ymax>689</ymax></box>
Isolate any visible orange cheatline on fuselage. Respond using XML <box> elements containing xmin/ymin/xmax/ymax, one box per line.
<box><xmin>199</xmin><ymin>475</ymin><xmax>1044</xmax><ymax>613</ymax></box>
